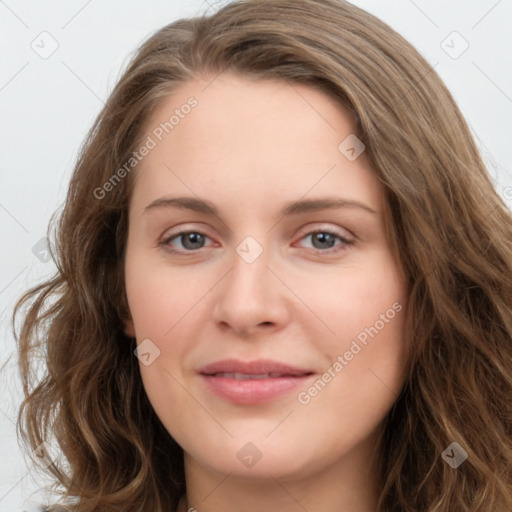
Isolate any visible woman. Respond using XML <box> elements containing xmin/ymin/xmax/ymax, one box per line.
<box><xmin>14</xmin><ymin>0</ymin><xmax>512</xmax><ymax>510</ymax></box>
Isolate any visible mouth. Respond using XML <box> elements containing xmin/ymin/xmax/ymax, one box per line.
<box><xmin>205</xmin><ymin>372</ymin><xmax>306</xmax><ymax>380</ymax></box>
<box><xmin>198</xmin><ymin>359</ymin><xmax>316</xmax><ymax>405</ymax></box>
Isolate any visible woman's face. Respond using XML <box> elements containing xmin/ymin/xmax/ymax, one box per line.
<box><xmin>124</xmin><ymin>72</ymin><xmax>408</xmax><ymax>481</ymax></box>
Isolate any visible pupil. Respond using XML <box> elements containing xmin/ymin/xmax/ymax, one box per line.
<box><xmin>183</xmin><ymin>233</ymin><xmax>204</xmax><ymax>250</ymax></box>
<box><xmin>313</xmin><ymin>233</ymin><xmax>335</xmax><ymax>249</ymax></box>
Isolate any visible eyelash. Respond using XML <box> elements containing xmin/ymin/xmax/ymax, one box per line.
<box><xmin>159</xmin><ymin>228</ymin><xmax>354</xmax><ymax>256</ymax></box>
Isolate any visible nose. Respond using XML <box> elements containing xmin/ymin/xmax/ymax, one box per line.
<box><xmin>212</xmin><ymin>239</ymin><xmax>290</xmax><ymax>337</ymax></box>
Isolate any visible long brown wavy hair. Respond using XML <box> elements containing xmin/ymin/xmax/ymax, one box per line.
<box><xmin>13</xmin><ymin>0</ymin><xmax>512</xmax><ymax>510</ymax></box>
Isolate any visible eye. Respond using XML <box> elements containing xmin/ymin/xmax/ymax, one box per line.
<box><xmin>160</xmin><ymin>230</ymin><xmax>213</xmax><ymax>253</ymax></box>
<box><xmin>160</xmin><ymin>228</ymin><xmax>354</xmax><ymax>255</ymax></box>
<box><xmin>297</xmin><ymin>229</ymin><xmax>354</xmax><ymax>253</ymax></box>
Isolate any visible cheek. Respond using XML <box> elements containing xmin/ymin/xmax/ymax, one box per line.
<box><xmin>125</xmin><ymin>254</ymin><xmax>209</xmax><ymax>338</ymax></box>
<box><xmin>292</xmin><ymin>302</ymin><xmax>406</xmax><ymax>463</ymax></box>
<box><xmin>300</xmin><ymin>248</ymin><xmax>408</xmax><ymax>415</ymax></box>
<box><xmin>126</xmin><ymin>264</ymin><xmax>205</xmax><ymax>441</ymax></box>
<box><xmin>308</xmin><ymin>248</ymin><xmax>406</xmax><ymax>344</ymax></box>
<box><xmin>125</xmin><ymin>256</ymin><xmax>211</xmax><ymax>392</ymax></box>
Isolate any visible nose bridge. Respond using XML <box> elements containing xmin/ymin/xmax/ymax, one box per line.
<box><xmin>235</xmin><ymin>234</ymin><xmax>266</xmax><ymax>267</ymax></box>
<box><xmin>212</xmin><ymin>233</ymin><xmax>286</xmax><ymax>331</ymax></box>
<box><xmin>228</xmin><ymin>234</ymin><xmax>271</xmax><ymax>296</ymax></box>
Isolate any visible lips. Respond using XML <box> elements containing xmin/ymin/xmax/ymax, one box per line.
<box><xmin>209</xmin><ymin>372</ymin><xmax>293</xmax><ymax>380</ymax></box>
<box><xmin>198</xmin><ymin>359</ymin><xmax>315</xmax><ymax>404</ymax></box>
<box><xmin>199</xmin><ymin>358</ymin><xmax>313</xmax><ymax>377</ymax></box>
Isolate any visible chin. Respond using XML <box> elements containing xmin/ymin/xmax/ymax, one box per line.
<box><xmin>184</xmin><ymin>435</ymin><xmax>322</xmax><ymax>481</ymax></box>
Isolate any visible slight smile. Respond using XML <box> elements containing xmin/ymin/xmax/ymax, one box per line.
<box><xmin>198</xmin><ymin>358</ymin><xmax>316</xmax><ymax>405</ymax></box>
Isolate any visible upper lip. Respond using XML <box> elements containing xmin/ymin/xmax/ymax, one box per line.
<box><xmin>198</xmin><ymin>358</ymin><xmax>314</xmax><ymax>377</ymax></box>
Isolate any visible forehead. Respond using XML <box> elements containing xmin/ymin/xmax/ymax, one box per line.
<box><xmin>131</xmin><ymin>73</ymin><xmax>383</xmax><ymax>216</ymax></box>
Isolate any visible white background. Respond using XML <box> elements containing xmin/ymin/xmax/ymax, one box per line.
<box><xmin>1</xmin><ymin>0</ymin><xmax>511</xmax><ymax>509</ymax></box>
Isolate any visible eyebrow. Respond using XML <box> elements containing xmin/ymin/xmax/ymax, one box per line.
<box><xmin>144</xmin><ymin>196</ymin><xmax>377</xmax><ymax>216</ymax></box>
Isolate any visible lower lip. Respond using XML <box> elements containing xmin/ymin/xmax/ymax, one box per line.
<box><xmin>200</xmin><ymin>374</ymin><xmax>315</xmax><ymax>405</ymax></box>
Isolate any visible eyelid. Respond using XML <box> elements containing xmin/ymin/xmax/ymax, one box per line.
<box><xmin>160</xmin><ymin>227</ymin><xmax>214</xmax><ymax>248</ymax></box>
<box><xmin>160</xmin><ymin>223</ymin><xmax>213</xmax><ymax>240</ymax></box>
<box><xmin>161</xmin><ymin>224</ymin><xmax>353</xmax><ymax>243</ymax></box>
<box><xmin>295</xmin><ymin>222</ymin><xmax>354</xmax><ymax>241</ymax></box>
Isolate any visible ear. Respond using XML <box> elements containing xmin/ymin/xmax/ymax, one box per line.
<box><xmin>119</xmin><ymin>290</ymin><xmax>135</xmax><ymax>338</ymax></box>
<box><xmin>123</xmin><ymin>317</ymin><xmax>136</xmax><ymax>338</ymax></box>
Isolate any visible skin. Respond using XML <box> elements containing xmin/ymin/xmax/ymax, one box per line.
<box><xmin>124</xmin><ymin>72</ymin><xmax>409</xmax><ymax>512</ymax></box>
